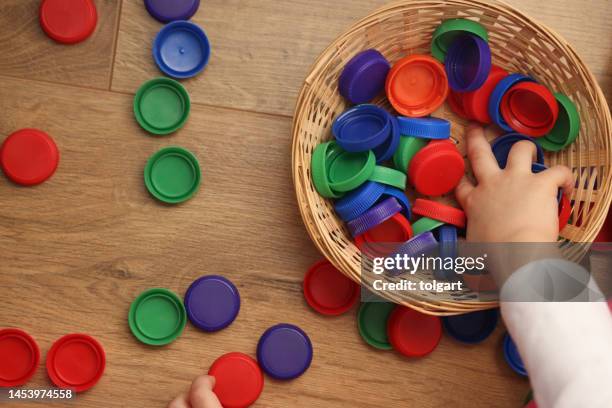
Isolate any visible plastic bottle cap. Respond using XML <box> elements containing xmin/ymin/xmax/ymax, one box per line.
<box><xmin>338</xmin><ymin>49</ymin><xmax>390</xmax><ymax>104</ymax></box>
<box><xmin>387</xmin><ymin>306</ymin><xmax>442</xmax><ymax>357</ymax></box>
<box><xmin>397</xmin><ymin>117</ymin><xmax>451</xmax><ymax>140</ymax></box>
<box><xmin>447</xmin><ymin>89</ymin><xmax>472</xmax><ymax>120</ymax></box>
<box><xmin>328</xmin><ymin>150</ymin><xmax>376</xmax><ymax>193</ymax></box>
<box><xmin>408</xmin><ymin>140</ymin><xmax>465</xmax><ymax>196</ymax></box>
<box><xmin>311</xmin><ymin>141</ymin><xmax>344</xmax><ymax>199</ymax></box>
<box><xmin>386</xmin><ymin>55</ymin><xmax>449</xmax><ymax>117</ymax></box>
<box><xmin>558</xmin><ymin>193</ymin><xmax>571</xmax><ymax>232</ymax></box>
<box><xmin>369</xmin><ymin>166</ymin><xmax>406</xmax><ymax>190</ymax></box>
<box><xmin>463</xmin><ymin>65</ymin><xmax>509</xmax><ymax>124</ymax></box>
<box><xmin>144</xmin><ymin>0</ymin><xmax>200</xmax><ymax>22</ymax></box>
<box><xmin>393</xmin><ymin>136</ymin><xmax>428</xmax><ymax>173</ymax></box>
<box><xmin>503</xmin><ymin>333</ymin><xmax>527</xmax><ymax>376</ymax></box>
<box><xmin>393</xmin><ymin>231</ymin><xmax>438</xmax><ymax>261</ymax></box>
<box><xmin>0</xmin><ymin>129</ymin><xmax>59</xmax><ymax>186</ymax></box>
<box><xmin>134</xmin><ymin>78</ymin><xmax>191</xmax><ymax>135</ymax></box>
<box><xmin>357</xmin><ymin>302</ymin><xmax>396</xmax><ymax>350</ymax></box>
<box><xmin>209</xmin><ymin>352</ymin><xmax>264</xmax><ymax>408</ymax></box>
<box><xmin>355</xmin><ymin>213</ymin><xmax>413</xmax><ymax>258</ymax></box>
<box><xmin>128</xmin><ymin>288</ymin><xmax>187</xmax><ymax>346</ymax></box>
<box><xmin>347</xmin><ymin>197</ymin><xmax>402</xmax><ymax>237</ymax></box>
<box><xmin>257</xmin><ymin>324</ymin><xmax>313</xmax><ymax>380</ymax></box>
<box><xmin>501</xmin><ymin>82</ymin><xmax>559</xmax><ymax>137</ymax></box>
<box><xmin>381</xmin><ymin>186</ymin><xmax>412</xmax><ymax>219</ymax></box>
<box><xmin>431</xmin><ymin>19</ymin><xmax>489</xmax><ymax>62</ymax></box>
<box><xmin>303</xmin><ymin>259</ymin><xmax>359</xmax><ymax>316</ymax></box>
<box><xmin>332</xmin><ymin>105</ymin><xmax>391</xmax><ymax>152</ymax></box>
<box><xmin>184</xmin><ymin>276</ymin><xmax>240</xmax><ymax>332</ymax></box>
<box><xmin>144</xmin><ymin>146</ymin><xmax>201</xmax><ymax>204</ymax></box>
<box><xmin>488</xmin><ymin>74</ymin><xmax>536</xmax><ymax>132</ymax></box>
<box><xmin>46</xmin><ymin>334</ymin><xmax>105</xmax><ymax>392</ymax></box>
<box><xmin>334</xmin><ymin>181</ymin><xmax>386</xmax><ymax>222</ymax></box>
<box><xmin>373</xmin><ymin>115</ymin><xmax>400</xmax><ymax>164</ymax></box>
<box><xmin>411</xmin><ymin>217</ymin><xmax>445</xmax><ymax>235</ymax></box>
<box><xmin>442</xmin><ymin>309</ymin><xmax>498</xmax><ymax>344</ymax></box>
<box><xmin>542</xmin><ymin>93</ymin><xmax>580</xmax><ymax>147</ymax></box>
<box><xmin>412</xmin><ymin>199</ymin><xmax>466</xmax><ymax>228</ymax></box>
<box><xmin>0</xmin><ymin>329</ymin><xmax>40</xmax><ymax>387</ymax></box>
<box><xmin>435</xmin><ymin>225</ymin><xmax>458</xmax><ymax>280</ymax></box>
<box><xmin>490</xmin><ymin>133</ymin><xmax>545</xmax><ymax>169</ymax></box>
<box><xmin>39</xmin><ymin>0</ymin><xmax>97</xmax><ymax>44</ymax></box>
<box><xmin>445</xmin><ymin>34</ymin><xmax>491</xmax><ymax>92</ymax></box>
<box><xmin>153</xmin><ymin>21</ymin><xmax>210</xmax><ymax>79</ymax></box>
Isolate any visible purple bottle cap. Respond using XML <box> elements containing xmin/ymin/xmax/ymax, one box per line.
<box><xmin>184</xmin><ymin>275</ymin><xmax>240</xmax><ymax>332</ymax></box>
<box><xmin>144</xmin><ymin>0</ymin><xmax>200</xmax><ymax>23</ymax></box>
<box><xmin>257</xmin><ymin>324</ymin><xmax>313</xmax><ymax>380</ymax></box>
<box><xmin>445</xmin><ymin>34</ymin><xmax>491</xmax><ymax>92</ymax></box>
<box><xmin>347</xmin><ymin>197</ymin><xmax>402</xmax><ymax>237</ymax></box>
<box><xmin>338</xmin><ymin>49</ymin><xmax>390</xmax><ymax>104</ymax></box>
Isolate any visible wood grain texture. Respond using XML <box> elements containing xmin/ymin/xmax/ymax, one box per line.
<box><xmin>0</xmin><ymin>0</ymin><xmax>121</xmax><ymax>89</ymax></box>
<box><xmin>0</xmin><ymin>77</ymin><xmax>528</xmax><ymax>407</ymax></box>
<box><xmin>111</xmin><ymin>0</ymin><xmax>612</xmax><ymax>117</ymax></box>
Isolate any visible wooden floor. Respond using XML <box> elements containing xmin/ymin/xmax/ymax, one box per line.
<box><xmin>0</xmin><ymin>1</ymin><xmax>610</xmax><ymax>407</ymax></box>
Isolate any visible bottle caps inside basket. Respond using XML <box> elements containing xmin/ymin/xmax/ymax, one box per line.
<box><xmin>558</xmin><ymin>193</ymin><xmax>571</xmax><ymax>232</ymax></box>
<box><xmin>0</xmin><ymin>129</ymin><xmax>59</xmax><ymax>186</ymax></box>
<box><xmin>347</xmin><ymin>197</ymin><xmax>402</xmax><ymax>237</ymax></box>
<box><xmin>257</xmin><ymin>324</ymin><xmax>313</xmax><ymax>380</ymax></box>
<box><xmin>0</xmin><ymin>328</ymin><xmax>40</xmax><ymax>387</ymax></box>
<box><xmin>373</xmin><ymin>115</ymin><xmax>401</xmax><ymax>163</ymax></box>
<box><xmin>39</xmin><ymin>0</ymin><xmax>97</xmax><ymax>44</ymax></box>
<box><xmin>412</xmin><ymin>199</ymin><xmax>466</xmax><ymax>228</ymax></box>
<box><xmin>442</xmin><ymin>309</ymin><xmax>498</xmax><ymax>344</ymax></box>
<box><xmin>145</xmin><ymin>0</ymin><xmax>200</xmax><ymax>22</ymax></box>
<box><xmin>369</xmin><ymin>166</ymin><xmax>406</xmax><ymax>190</ymax></box>
<box><xmin>386</xmin><ymin>55</ymin><xmax>449</xmax><ymax>117</ymax></box>
<box><xmin>358</xmin><ymin>302</ymin><xmax>396</xmax><ymax>350</ymax></box>
<box><xmin>339</xmin><ymin>49</ymin><xmax>391</xmax><ymax>104</ymax></box>
<box><xmin>491</xmin><ymin>133</ymin><xmax>545</xmax><ymax>169</ymax></box>
<box><xmin>445</xmin><ymin>34</ymin><xmax>491</xmax><ymax>92</ymax></box>
<box><xmin>311</xmin><ymin>141</ymin><xmax>344</xmax><ymax>199</ymax></box>
<box><xmin>134</xmin><ymin>78</ymin><xmax>191</xmax><ymax>135</ymax></box>
<box><xmin>334</xmin><ymin>181</ymin><xmax>386</xmax><ymax>222</ymax></box>
<box><xmin>303</xmin><ymin>259</ymin><xmax>360</xmax><ymax>316</ymax></box>
<box><xmin>488</xmin><ymin>74</ymin><xmax>536</xmax><ymax>132</ymax></box>
<box><xmin>332</xmin><ymin>104</ymin><xmax>391</xmax><ymax>152</ymax></box>
<box><xmin>500</xmin><ymin>82</ymin><xmax>559</xmax><ymax>137</ymax></box>
<box><xmin>209</xmin><ymin>352</ymin><xmax>264</xmax><ymax>408</ymax></box>
<box><xmin>355</xmin><ymin>213</ymin><xmax>413</xmax><ymax>257</ymax></box>
<box><xmin>412</xmin><ymin>217</ymin><xmax>445</xmax><ymax>235</ymax></box>
<box><xmin>387</xmin><ymin>306</ymin><xmax>442</xmax><ymax>357</ymax></box>
<box><xmin>408</xmin><ymin>140</ymin><xmax>465</xmax><ymax>196</ymax></box>
<box><xmin>184</xmin><ymin>275</ymin><xmax>240</xmax><ymax>332</ymax></box>
<box><xmin>393</xmin><ymin>136</ymin><xmax>428</xmax><ymax>173</ymax></box>
<box><xmin>503</xmin><ymin>333</ymin><xmax>527</xmax><ymax>376</ymax></box>
<box><xmin>128</xmin><ymin>288</ymin><xmax>187</xmax><ymax>346</ymax></box>
<box><xmin>397</xmin><ymin>117</ymin><xmax>451</xmax><ymax>140</ymax></box>
<box><xmin>144</xmin><ymin>146</ymin><xmax>201</xmax><ymax>204</ymax></box>
<box><xmin>394</xmin><ymin>232</ymin><xmax>438</xmax><ymax>261</ymax></box>
<box><xmin>431</xmin><ymin>18</ymin><xmax>489</xmax><ymax>62</ymax></box>
<box><xmin>46</xmin><ymin>333</ymin><xmax>105</xmax><ymax>392</ymax></box>
<box><xmin>537</xmin><ymin>92</ymin><xmax>581</xmax><ymax>152</ymax></box>
<box><xmin>328</xmin><ymin>150</ymin><xmax>376</xmax><ymax>193</ymax></box>
<box><xmin>153</xmin><ymin>21</ymin><xmax>211</xmax><ymax>79</ymax></box>
<box><xmin>463</xmin><ymin>65</ymin><xmax>509</xmax><ymax>124</ymax></box>
<box><xmin>381</xmin><ymin>186</ymin><xmax>412</xmax><ymax>218</ymax></box>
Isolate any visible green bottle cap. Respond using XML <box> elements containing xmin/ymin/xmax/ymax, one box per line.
<box><xmin>393</xmin><ymin>136</ymin><xmax>428</xmax><ymax>173</ymax></box>
<box><xmin>144</xmin><ymin>146</ymin><xmax>201</xmax><ymax>204</ymax></box>
<box><xmin>369</xmin><ymin>166</ymin><xmax>406</xmax><ymax>190</ymax></box>
<box><xmin>134</xmin><ymin>77</ymin><xmax>191</xmax><ymax>135</ymax></box>
<box><xmin>358</xmin><ymin>302</ymin><xmax>396</xmax><ymax>350</ymax></box>
<box><xmin>412</xmin><ymin>217</ymin><xmax>444</xmax><ymax>235</ymax></box>
<box><xmin>128</xmin><ymin>288</ymin><xmax>187</xmax><ymax>346</ymax></box>
<box><xmin>539</xmin><ymin>93</ymin><xmax>580</xmax><ymax>151</ymax></box>
<box><xmin>431</xmin><ymin>19</ymin><xmax>489</xmax><ymax>62</ymax></box>
<box><xmin>328</xmin><ymin>150</ymin><xmax>375</xmax><ymax>193</ymax></box>
<box><xmin>311</xmin><ymin>141</ymin><xmax>344</xmax><ymax>198</ymax></box>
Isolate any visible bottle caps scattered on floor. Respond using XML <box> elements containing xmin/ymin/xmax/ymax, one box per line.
<box><xmin>339</xmin><ymin>49</ymin><xmax>390</xmax><ymax>104</ymax></box>
<box><xmin>39</xmin><ymin>0</ymin><xmax>97</xmax><ymax>44</ymax></box>
<box><xmin>184</xmin><ymin>275</ymin><xmax>240</xmax><ymax>332</ymax></box>
<box><xmin>46</xmin><ymin>333</ymin><xmax>105</xmax><ymax>392</ymax></box>
<box><xmin>503</xmin><ymin>332</ymin><xmax>527</xmax><ymax>376</ymax></box>
<box><xmin>145</xmin><ymin>0</ymin><xmax>200</xmax><ymax>23</ymax></box>
<box><xmin>387</xmin><ymin>306</ymin><xmax>442</xmax><ymax>358</ymax></box>
<box><xmin>257</xmin><ymin>324</ymin><xmax>313</xmax><ymax>380</ymax></box>
<box><xmin>128</xmin><ymin>288</ymin><xmax>187</xmax><ymax>346</ymax></box>
<box><xmin>303</xmin><ymin>259</ymin><xmax>359</xmax><ymax>316</ymax></box>
<box><xmin>144</xmin><ymin>146</ymin><xmax>201</xmax><ymax>204</ymax></box>
<box><xmin>153</xmin><ymin>21</ymin><xmax>211</xmax><ymax>79</ymax></box>
<box><xmin>0</xmin><ymin>129</ymin><xmax>59</xmax><ymax>186</ymax></box>
<box><xmin>0</xmin><ymin>328</ymin><xmax>40</xmax><ymax>387</ymax></box>
<box><xmin>134</xmin><ymin>77</ymin><xmax>191</xmax><ymax>135</ymax></box>
<box><xmin>442</xmin><ymin>309</ymin><xmax>498</xmax><ymax>344</ymax></box>
<box><xmin>357</xmin><ymin>302</ymin><xmax>395</xmax><ymax>350</ymax></box>
<box><xmin>209</xmin><ymin>352</ymin><xmax>264</xmax><ymax>408</ymax></box>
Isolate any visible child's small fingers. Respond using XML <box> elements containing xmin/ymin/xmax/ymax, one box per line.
<box><xmin>506</xmin><ymin>140</ymin><xmax>536</xmax><ymax>172</ymax></box>
<box><xmin>455</xmin><ymin>176</ymin><xmax>475</xmax><ymax>210</ymax></box>
<box><xmin>465</xmin><ymin>125</ymin><xmax>500</xmax><ymax>181</ymax></box>
<box><xmin>538</xmin><ymin>165</ymin><xmax>574</xmax><ymax>195</ymax></box>
<box><xmin>190</xmin><ymin>376</ymin><xmax>222</xmax><ymax>408</ymax></box>
<box><xmin>168</xmin><ymin>394</ymin><xmax>191</xmax><ymax>408</ymax></box>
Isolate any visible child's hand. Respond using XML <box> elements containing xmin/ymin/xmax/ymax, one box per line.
<box><xmin>168</xmin><ymin>375</ymin><xmax>222</xmax><ymax>408</ymax></box>
<box><xmin>455</xmin><ymin>125</ymin><xmax>573</xmax><ymax>243</ymax></box>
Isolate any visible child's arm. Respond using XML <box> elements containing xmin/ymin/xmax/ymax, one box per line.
<box><xmin>168</xmin><ymin>375</ymin><xmax>222</xmax><ymax>408</ymax></box>
<box><xmin>457</xmin><ymin>126</ymin><xmax>612</xmax><ymax>408</ymax></box>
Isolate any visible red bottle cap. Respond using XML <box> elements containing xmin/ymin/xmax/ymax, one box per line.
<box><xmin>447</xmin><ymin>90</ymin><xmax>471</xmax><ymax>120</ymax></box>
<box><xmin>46</xmin><ymin>334</ymin><xmax>105</xmax><ymax>392</ymax></box>
<box><xmin>0</xmin><ymin>329</ymin><xmax>40</xmax><ymax>387</ymax></box>
<box><xmin>558</xmin><ymin>193</ymin><xmax>571</xmax><ymax>232</ymax></box>
<box><xmin>303</xmin><ymin>259</ymin><xmax>359</xmax><ymax>316</ymax></box>
<box><xmin>0</xmin><ymin>129</ymin><xmax>59</xmax><ymax>186</ymax></box>
<box><xmin>408</xmin><ymin>141</ymin><xmax>465</xmax><ymax>197</ymax></box>
<box><xmin>39</xmin><ymin>0</ymin><xmax>98</xmax><ymax>44</ymax></box>
<box><xmin>463</xmin><ymin>65</ymin><xmax>508</xmax><ymax>124</ymax></box>
<box><xmin>412</xmin><ymin>199</ymin><xmax>466</xmax><ymax>228</ymax></box>
<box><xmin>500</xmin><ymin>82</ymin><xmax>559</xmax><ymax>137</ymax></box>
<box><xmin>209</xmin><ymin>352</ymin><xmax>264</xmax><ymax>408</ymax></box>
<box><xmin>386</xmin><ymin>55</ymin><xmax>449</xmax><ymax>117</ymax></box>
<box><xmin>387</xmin><ymin>306</ymin><xmax>442</xmax><ymax>357</ymax></box>
<box><xmin>356</xmin><ymin>213</ymin><xmax>413</xmax><ymax>257</ymax></box>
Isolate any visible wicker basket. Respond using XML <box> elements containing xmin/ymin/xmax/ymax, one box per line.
<box><xmin>291</xmin><ymin>0</ymin><xmax>612</xmax><ymax>315</ymax></box>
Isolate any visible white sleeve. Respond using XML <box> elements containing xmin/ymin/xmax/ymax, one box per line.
<box><xmin>500</xmin><ymin>259</ymin><xmax>612</xmax><ymax>408</ymax></box>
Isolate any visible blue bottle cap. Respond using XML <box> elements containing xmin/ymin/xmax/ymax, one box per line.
<box><xmin>380</xmin><ymin>186</ymin><xmax>411</xmax><ymax>219</ymax></box>
<box><xmin>503</xmin><ymin>333</ymin><xmax>528</xmax><ymax>376</ymax></box>
<box><xmin>338</xmin><ymin>49</ymin><xmax>390</xmax><ymax>104</ymax></box>
<box><xmin>397</xmin><ymin>117</ymin><xmax>451</xmax><ymax>140</ymax></box>
<box><xmin>491</xmin><ymin>133</ymin><xmax>545</xmax><ymax>169</ymax></box>
<box><xmin>332</xmin><ymin>105</ymin><xmax>392</xmax><ymax>152</ymax></box>
<box><xmin>488</xmin><ymin>74</ymin><xmax>536</xmax><ymax>131</ymax></box>
<box><xmin>373</xmin><ymin>115</ymin><xmax>400</xmax><ymax>163</ymax></box>
<box><xmin>434</xmin><ymin>225</ymin><xmax>459</xmax><ymax>280</ymax></box>
<box><xmin>443</xmin><ymin>309</ymin><xmax>498</xmax><ymax>344</ymax></box>
<box><xmin>144</xmin><ymin>0</ymin><xmax>200</xmax><ymax>23</ymax></box>
<box><xmin>257</xmin><ymin>324</ymin><xmax>313</xmax><ymax>380</ymax></box>
<box><xmin>445</xmin><ymin>34</ymin><xmax>491</xmax><ymax>92</ymax></box>
<box><xmin>153</xmin><ymin>21</ymin><xmax>211</xmax><ymax>79</ymax></box>
<box><xmin>334</xmin><ymin>181</ymin><xmax>386</xmax><ymax>222</ymax></box>
<box><xmin>184</xmin><ymin>275</ymin><xmax>240</xmax><ymax>332</ymax></box>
